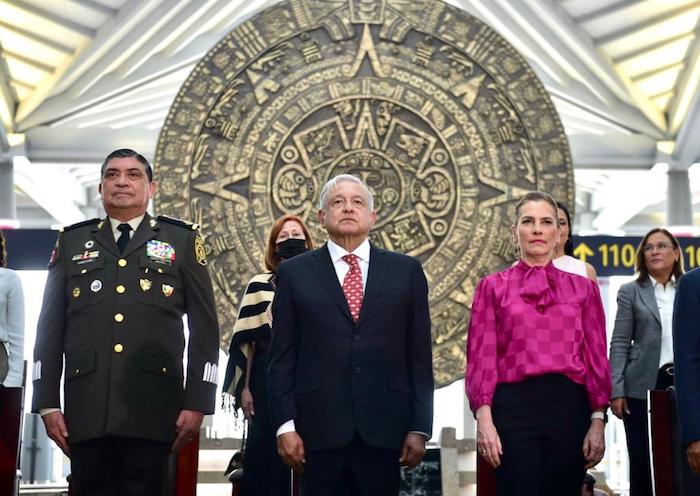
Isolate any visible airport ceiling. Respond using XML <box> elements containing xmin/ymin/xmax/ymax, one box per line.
<box><xmin>1</xmin><ymin>0</ymin><xmax>699</xmax><ymax>232</ymax></box>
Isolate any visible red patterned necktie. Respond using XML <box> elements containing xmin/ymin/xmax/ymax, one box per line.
<box><xmin>342</xmin><ymin>254</ymin><xmax>364</xmax><ymax>322</ymax></box>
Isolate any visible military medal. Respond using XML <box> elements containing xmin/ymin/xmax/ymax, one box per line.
<box><xmin>140</xmin><ymin>279</ymin><xmax>152</xmax><ymax>291</ymax></box>
<box><xmin>90</xmin><ymin>280</ymin><xmax>102</xmax><ymax>293</ymax></box>
<box><xmin>162</xmin><ymin>284</ymin><xmax>174</xmax><ymax>297</ymax></box>
<box><xmin>72</xmin><ymin>250</ymin><xmax>100</xmax><ymax>265</ymax></box>
<box><xmin>146</xmin><ymin>240</ymin><xmax>175</xmax><ymax>264</ymax></box>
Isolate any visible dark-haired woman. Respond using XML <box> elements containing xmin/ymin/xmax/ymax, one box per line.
<box><xmin>552</xmin><ymin>203</ymin><xmax>597</xmax><ymax>282</ymax></box>
<box><xmin>223</xmin><ymin>215</ymin><xmax>314</xmax><ymax>495</ymax></box>
<box><xmin>609</xmin><ymin>228</ymin><xmax>684</xmax><ymax>496</ymax></box>
<box><xmin>0</xmin><ymin>230</ymin><xmax>24</xmax><ymax>388</ymax></box>
<box><xmin>466</xmin><ymin>192</ymin><xmax>611</xmax><ymax>496</ymax></box>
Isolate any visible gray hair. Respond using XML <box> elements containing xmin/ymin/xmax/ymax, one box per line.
<box><xmin>318</xmin><ymin>174</ymin><xmax>374</xmax><ymax>211</ymax></box>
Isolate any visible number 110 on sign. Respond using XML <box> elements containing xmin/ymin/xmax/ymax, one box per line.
<box><xmin>598</xmin><ymin>243</ymin><xmax>636</xmax><ymax>268</ymax></box>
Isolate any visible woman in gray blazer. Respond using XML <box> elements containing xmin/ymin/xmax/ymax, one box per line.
<box><xmin>609</xmin><ymin>228</ymin><xmax>683</xmax><ymax>496</ymax></box>
<box><xmin>0</xmin><ymin>230</ymin><xmax>24</xmax><ymax>387</ymax></box>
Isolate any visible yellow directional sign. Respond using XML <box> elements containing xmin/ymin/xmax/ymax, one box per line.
<box><xmin>573</xmin><ymin>235</ymin><xmax>700</xmax><ymax>276</ymax></box>
<box><xmin>572</xmin><ymin>242</ymin><xmax>594</xmax><ymax>263</ymax></box>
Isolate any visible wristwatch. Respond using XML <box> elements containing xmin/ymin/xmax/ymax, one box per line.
<box><xmin>590</xmin><ymin>411</ymin><xmax>608</xmax><ymax>423</ymax></box>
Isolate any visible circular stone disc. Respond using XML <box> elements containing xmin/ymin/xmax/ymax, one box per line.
<box><xmin>154</xmin><ymin>0</ymin><xmax>574</xmax><ymax>387</ymax></box>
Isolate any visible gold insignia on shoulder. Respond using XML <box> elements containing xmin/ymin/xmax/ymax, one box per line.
<box><xmin>150</xmin><ymin>218</ymin><xmax>157</xmax><ymax>228</ymax></box>
<box><xmin>97</xmin><ymin>220</ymin><xmax>104</xmax><ymax>229</ymax></box>
<box><xmin>194</xmin><ymin>234</ymin><xmax>207</xmax><ymax>266</ymax></box>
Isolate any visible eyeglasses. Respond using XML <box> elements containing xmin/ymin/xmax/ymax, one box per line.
<box><xmin>642</xmin><ymin>242</ymin><xmax>673</xmax><ymax>252</ymax></box>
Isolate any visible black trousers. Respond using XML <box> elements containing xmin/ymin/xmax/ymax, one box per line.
<box><xmin>70</xmin><ymin>436</ymin><xmax>170</xmax><ymax>496</ymax></box>
<box><xmin>623</xmin><ymin>364</ymin><xmax>675</xmax><ymax>496</ymax></box>
<box><xmin>241</xmin><ymin>351</ymin><xmax>291</xmax><ymax>495</ymax></box>
<box><xmin>302</xmin><ymin>435</ymin><xmax>400</xmax><ymax>496</ymax></box>
<box><xmin>492</xmin><ymin>374</ymin><xmax>590</xmax><ymax>496</ymax></box>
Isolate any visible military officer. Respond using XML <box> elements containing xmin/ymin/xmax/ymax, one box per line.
<box><xmin>32</xmin><ymin>148</ymin><xmax>220</xmax><ymax>495</ymax></box>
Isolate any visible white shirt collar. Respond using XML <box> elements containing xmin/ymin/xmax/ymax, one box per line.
<box><xmin>327</xmin><ymin>238</ymin><xmax>371</xmax><ymax>264</ymax></box>
<box><xmin>649</xmin><ymin>274</ymin><xmax>676</xmax><ymax>289</ymax></box>
<box><xmin>109</xmin><ymin>214</ymin><xmax>146</xmax><ymax>235</ymax></box>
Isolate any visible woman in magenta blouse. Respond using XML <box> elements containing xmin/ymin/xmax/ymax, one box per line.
<box><xmin>466</xmin><ymin>192</ymin><xmax>611</xmax><ymax>496</ymax></box>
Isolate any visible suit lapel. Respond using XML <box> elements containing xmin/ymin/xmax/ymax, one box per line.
<box><xmin>92</xmin><ymin>218</ymin><xmax>119</xmax><ymax>257</ymax></box>
<box><xmin>311</xmin><ymin>243</ymin><xmax>354</xmax><ymax>322</ymax></box>
<box><xmin>638</xmin><ymin>280</ymin><xmax>661</xmax><ymax>324</ymax></box>
<box><xmin>357</xmin><ymin>245</ymin><xmax>387</xmax><ymax>327</ymax></box>
<box><xmin>122</xmin><ymin>214</ymin><xmax>158</xmax><ymax>257</ymax></box>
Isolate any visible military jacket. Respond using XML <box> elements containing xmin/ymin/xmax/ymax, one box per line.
<box><xmin>32</xmin><ymin>214</ymin><xmax>220</xmax><ymax>444</ymax></box>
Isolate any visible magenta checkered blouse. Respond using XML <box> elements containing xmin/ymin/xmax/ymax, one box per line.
<box><xmin>466</xmin><ymin>261</ymin><xmax>611</xmax><ymax>412</ymax></box>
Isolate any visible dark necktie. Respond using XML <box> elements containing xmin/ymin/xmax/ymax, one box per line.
<box><xmin>117</xmin><ymin>223</ymin><xmax>132</xmax><ymax>253</ymax></box>
<box><xmin>342</xmin><ymin>254</ymin><xmax>364</xmax><ymax>322</ymax></box>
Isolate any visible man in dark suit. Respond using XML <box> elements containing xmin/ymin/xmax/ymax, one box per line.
<box><xmin>268</xmin><ymin>174</ymin><xmax>434</xmax><ymax>495</ymax></box>
<box><xmin>32</xmin><ymin>149</ymin><xmax>220</xmax><ymax>495</ymax></box>
<box><xmin>674</xmin><ymin>268</ymin><xmax>700</xmax><ymax>476</ymax></box>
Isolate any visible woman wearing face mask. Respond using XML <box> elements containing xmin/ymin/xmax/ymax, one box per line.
<box><xmin>466</xmin><ymin>192</ymin><xmax>611</xmax><ymax>496</ymax></box>
<box><xmin>223</xmin><ymin>214</ymin><xmax>314</xmax><ymax>495</ymax></box>
<box><xmin>609</xmin><ymin>228</ymin><xmax>684</xmax><ymax>496</ymax></box>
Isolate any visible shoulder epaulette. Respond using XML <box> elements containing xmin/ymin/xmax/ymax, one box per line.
<box><xmin>156</xmin><ymin>215</ymin><xmax>199</xmax><ymax>230</ymax></box>
<box><xmin>60</xmin><ymin>218</ymin><xmax>100</xmax><ymax>232</ymax></box>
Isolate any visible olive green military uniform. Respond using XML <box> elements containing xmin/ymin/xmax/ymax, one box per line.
<box><xmin>32</xmin><ymin>214</ymin><xmax>220</xmax><ymax>444</ymax></box>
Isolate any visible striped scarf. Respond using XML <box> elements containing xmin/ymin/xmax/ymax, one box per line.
<box><xmin>222</xmin><ymin>273</ymin><xmax>275</xmax><ymax>411</ymax></box>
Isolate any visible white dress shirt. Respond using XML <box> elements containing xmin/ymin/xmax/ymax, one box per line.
<box><xmin>326</xmin><ymin>238</ymin><xmax>370</xmax><ymax>290</ymax></box>
<box><xmin>649</xmin><ymin>275</ymin><xmax>676</xmax><ymax>367</ymax></box>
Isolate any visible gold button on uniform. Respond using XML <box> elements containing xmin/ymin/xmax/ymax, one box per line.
<box><xmin>81</xmin><ymin>269</ymin><xmax>87</xmax><ymax>274</ymax></box>
<box><xmin>161</xmin><ymin>367</ymin><xmax>167</xmax><ymax>374</ymax></box>
<box><xmin>75</xmin><ymin>369</ymin><xmax>80</xmax><ymax>374</ymax></box>
<box><xmin>114</xmin><ymin>313</ymin><xmax>124</xmax><ymax>322</ymax></box>
<box><xmin>118</xmin><ymin>259</ymin><xmax>127</xmax><ymax>267</ymax></box>
<box><xmin>116</xmin><ymin>285</ymin><xmax>126</xmax><ymax>294</ymax></box>
<box><xmin>114</xmin><ymin>344</ymin><xmax>124</xmax><ymax>353</ymax></box>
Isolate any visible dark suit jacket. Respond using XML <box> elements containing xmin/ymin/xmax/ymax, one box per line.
<box><xmin>32</xmin><ymin>214</ymin><xmax>220</xmax><ymax>444</ymax></box>
<box><xmin>673</xmin><ymin>268</ymin><xmax>700</xmax><ymax>446</ymax></box>
<box><xmin>268</xmin><ymin>242</ymin><xmax>434</xmax><ymax>453</ymax></box>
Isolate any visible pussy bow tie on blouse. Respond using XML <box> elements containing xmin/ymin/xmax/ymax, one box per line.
<box><xmin>518</xmin><ymin>262</ymin><xmax>558</xmax><ymax>310</ymax></box>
